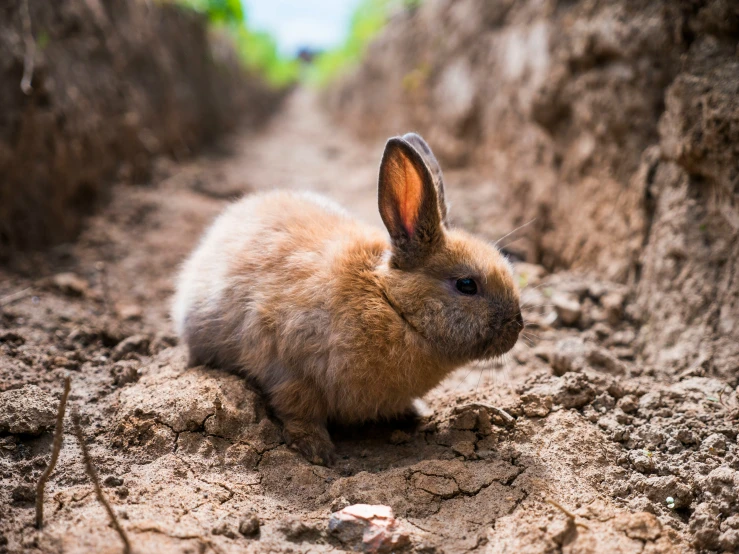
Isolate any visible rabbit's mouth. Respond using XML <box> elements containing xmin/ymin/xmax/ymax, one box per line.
<box><xmin>475</xmin><ymin>311</ymin><xmax>523</xmax><ymax>360</ymax></box>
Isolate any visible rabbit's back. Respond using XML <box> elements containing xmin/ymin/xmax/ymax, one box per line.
<box><xmin>172</xmin><ymin>190</ymin><xmax>369</xmax><ymax>375</ymax></box>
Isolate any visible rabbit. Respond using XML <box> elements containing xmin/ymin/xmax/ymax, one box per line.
<box><xmin>172</xmin><ymin>133</ymin><xmax>523</xmax><ymax>465</ymax></box>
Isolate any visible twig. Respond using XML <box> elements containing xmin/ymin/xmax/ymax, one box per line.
<box><xmin>36</xmin><ymin>376</ymin><xmax>71</xmax><ymax>529</ymax></box>
<box><xmin>71</xmin><ymin>409</ymin><xmax>132</xmax><ymax>554</ymax></box>
<box><xmin>456</xmin><ymin>402</ymin><xmax>516</xmax><ymax>425</ymax></box>
<box><xmin>19</xmin><ymin>0</ymin><xmax>36</xmax><ymax>95</ymax></box>
<box><xmin>0</xmin><ymin>286</ymin><xmax>32</xmax><ymax>308</ymax></box>
<box><xmin>545</xmin><ymin>497</ymin><xmax>590</xmax><ymax>529</ymax></box>
<box><xmin>95</xmin><ymin>262</ymin><xmax>112</xmax><ymax>314</ymax></box>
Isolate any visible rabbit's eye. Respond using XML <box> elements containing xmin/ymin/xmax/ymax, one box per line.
<box><xmin>455</xmin><ymin>278</ymin><xmax>477</xmax><ymax>295</ymax></box>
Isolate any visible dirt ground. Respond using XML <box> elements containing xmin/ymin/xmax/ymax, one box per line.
<box><xmin>1</xmin><ymin>90</ymin><xmax>738</xmax><ymax>554</ymax></box>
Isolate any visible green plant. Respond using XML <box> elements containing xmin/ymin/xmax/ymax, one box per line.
<box><xmin>178</xmin><ymin>0</ymin><xmax>244</xmax><ymax>23</ymax></box>
<box><xmin>176</xmin><ymin>0</ymin><xmax>299</xmax><ymax>88</ymax></box>
<box><xmin>307</xmin><ymin>0</ymin><xmax>416</xmax><ymax>87</ymax></box>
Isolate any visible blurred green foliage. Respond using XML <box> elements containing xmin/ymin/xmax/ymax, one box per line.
<box><xmin>176</xmin><ymin>0</ymin><xmax>419</xmax><ymax>88</ymax></box>
<box><xmin>308</xmin><ymin>0</ymin><xmax>417</xmax><ymax>87</ymax></box>
<box><xmin>177</xmin><ymin>0</ymin><xmax>299</xmax><ymax>88</ymax></box>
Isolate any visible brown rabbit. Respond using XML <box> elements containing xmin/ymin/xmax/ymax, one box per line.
<box><xmin>172</xmin><ymin>133</ymin><xmax>522</xmax><ymax>465</ymax></box>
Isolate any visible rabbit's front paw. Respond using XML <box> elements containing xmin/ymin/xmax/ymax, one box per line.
<box><xmin>288</xmin><ymin>433</ymin><xmax>336</xmax><ymax>466</ymax></box>
<box><xmin>283</xmin><ymin>423</ymin><xmax>335</xmax><ymax>466</ymax></box>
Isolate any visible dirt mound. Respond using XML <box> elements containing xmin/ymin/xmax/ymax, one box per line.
<box><xmin>325</xmin><ymin>0</ymin><xmax>739</xmax><ymax>378</ymax></box>
<box><xmin>0</xmin><ymin>0</ymin><xmax>282</xmax><ymax>257</ymax></box>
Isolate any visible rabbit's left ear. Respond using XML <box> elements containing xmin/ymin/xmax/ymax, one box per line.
<box><xmin>378</xmin><ymin>137</ymin><xmax>444</xmax><ymax>268</ymax></box>
<box><xmin>402</xmin><ymin>133</ymin><xmax>448</xmax><ymax>225</ymax></box>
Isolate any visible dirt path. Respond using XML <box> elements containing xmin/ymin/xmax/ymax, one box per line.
<box><xmin>2</xmin><ymin>90</ymin><xmax>736</xmax><ymax>554</ymax></box>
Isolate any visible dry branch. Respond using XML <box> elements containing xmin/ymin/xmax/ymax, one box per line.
<box><xmin>71</xmin><ymin>409</ymin><xmax>132</xmax><ymax>554</ymax></box>
<box><xmin>36</xmin><ymin>376</ymin><xmax>71</xmax><ymax>529</ymax></box>
<box><xmin>0</xmin><ymin>287</ymin><xmax>33</xmax><ymax>309</ymax></box>
<box><xmin>19</xmin><ymin>0</ymin><xmax>36</xmax><ymax>94</ymax></box>
<box><xmin>546</xmin><ymin>497</ymin><xmax>590</xmax><ymax>530</ymax></box>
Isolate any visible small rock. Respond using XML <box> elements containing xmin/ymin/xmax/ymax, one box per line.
<box><xmin>0</xmin><ymin>331</ymin><xmax>25</xmax><ymax>346</ymax></box>
<box><xmin>520</xmin><ymin>391</ymin><xmax>553</xmax><ymax>417</ymax></box>
<box><xmin>609</xmin><ymin>329</ymin><xmax>635</xmax><ymax>346</ymax></box>
<box><xmin>591</xmin><ymin>323</ymin><xmax>611</xmax><ymax>339</ymax></box>
<box><xmin>703</xmin><ymin>467</ymin><xmax>739</xmax><ymax>509</ymax></box>
<box><xmin>112</xmin><ymin>335</ymin><xmax>150</xmax><ymax>361</ymax></box>
<box><xmin>591</xmin><ymin>392</ymin><xmax>615</xmax><ymax>413</ymax></box>
<box><xmin>532</xmin><ymin>344</ymin><xmax>552</xmax><ymax>362</ymax></box>
<box><xmin>389</xmin><ymin>430</ymin><xmax>411</xmax><ymax>445</ymax></box>
<box><xmin>239</xmin><ymin>512</ymin><xmax>260</xmax><ymax>537</ymax></box>
<box><xmin>329</xmin><ymin>504</ymin><xmax>410</xmax><ymax>553</ymax></box>
<box><xmin>11</xmin><ymin>484</ymin><xmax>35</xmax><ymax>503</ymax></box>
<box><xmin>614</xmin><ymin>512</ymin><xmax>662</xmax><ymax>541</ymax></box>
<box><xmin>452</xmin><ymin>440</ymin><xmax>477</xmax><ymax>459</ymax></box>
<box><xmin>212</xmin><ymin>521</ymin><xmax>237</xmax><ymax>539</ymax></box>
<box><xmin>690</xmin><ymin>502</ymin><xmax>722</xmax><ymax>550</ymax></box>
<box><xmin>103</xmin><ymin>476</ymin><xmax>124</xmax><ymax>487</ymax></box>
<box><xmin>676</xmin><ymin>428</ymin><xmax>697</xmax><ymax>445</ymax></box>
<box><xmin>116</xmin><ymin>304</ymin><xmax>143</xmax><ymax>321</ymax></box>
<box><xmin>550</xmin><ymin>337</ymin><xmax>590</xmax><ymax>375</ymax></box>
<box><xmin>54</xmin><ymin>356</ymin><xmax>79</xmax><ymax>370</ymax></box>
<box><xmin>450</xmin><ymin>409</ymin><xmax>478</xmax><ymax>430</ymax></box>
<box><xmin>553</xmin><ymin>293</ymin><xmax>581</xmax><ymax>326</ymax></box>
<box><xmin>641</xmin><ymin>475</ymin><xmax>693</xmax><ymax>508</ymax></box>
<box><xmin>702</xmin><ymin>433</ymin><xmax>727</xmax><ymax>456</ymax></box>
<box><xmin>51</xmin><ymin>272</ymin><xmax>88</xmax><ymax>296</ymax></box>
<box><xmin>331</xmin><ymin>496</ymin><xmax>351</xmax><ymax>512</ymax></box>
<box><xmin>664</xmin><ymin>437</ymin><xmax>683</xmax><ymax>454</ymax></box>
<box><xmin>278</xmin><ymin>518</ymin><xmax>318</xmax><ymax>542</ymax></box>
<box><xmin>0</xmin><ymin>385</ymin><xmax>57</xmax><ymax>435</ymax></box>
<box><xmin>111</xmin><ymin>361</ymin><xmax>140</xmax><ymax>386</ymax></box>
<box><xmin>629</xmin><ymin>450</ymin><xmax>656</xmax><ymax>473</ymax></box>
<box><xmin>600</xmin><ymin>292</ymin><xmax>625</xmax><ymax>325</ymax></box>
<box><xmin>553</xmin><ymin>373</ymin><xmax>595</xmax><ymax>409</ymax></box>
<box><xmin>586</xmin><ymin>348</ymin><xmax>627</xmax><ymax>375</ymax></box>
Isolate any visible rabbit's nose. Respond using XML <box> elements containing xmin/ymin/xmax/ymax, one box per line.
<box><xmin>501</xmin><ymin>309</ymin><xmax>523</xmax><ymax>342</ymax></box>
<box><xmin>501</xmin><ymin>308</ymin><xmax>523</xmax><ymax>331</ymax></box>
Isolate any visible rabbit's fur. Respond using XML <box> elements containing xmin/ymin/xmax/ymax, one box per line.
<box><xmin>172</xmin><ymin>134</ymin><xmax>522</xmax><ymax>465</ymax></box>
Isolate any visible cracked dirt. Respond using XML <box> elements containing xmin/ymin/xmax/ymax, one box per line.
<box><xmin>1</xmin><ymin>89</ymin><xmax>738</xmax><ymax>553</ymax></box>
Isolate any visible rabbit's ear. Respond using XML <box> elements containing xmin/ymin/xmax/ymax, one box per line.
<box><xmin>402</xmin><ymin>133</ymin><xmax>448</xmax><ymax>225</ymax></box>
<box><xmin>378</xmin><ymin>137</ymin><xmax>444</xmax><ymax>267</ymax></box>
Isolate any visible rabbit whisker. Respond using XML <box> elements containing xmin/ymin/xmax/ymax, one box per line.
<box><xmin>475</xmin><ymin>367</ymin><xmax>484</xmax><ymax>392</ymax></box>
<box><xmin>523</xmin><ymin>282</ymin><xmax>552</xmax><ymax>291</ymax></box>
<box><xmin>494</xmin><ymin>218</ymin><xmax>537</xmax><ymax>248</ymax></box>
<box><xmin>453</xmin><ymin>367</ymin><xmax>475</xmax><ymax>393</ymax></box>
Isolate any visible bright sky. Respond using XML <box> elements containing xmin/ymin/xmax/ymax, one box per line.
<box><xmin>243</xmin><ymin>0</ymin><xmax>362</xmax><ymax>55</ymax></box>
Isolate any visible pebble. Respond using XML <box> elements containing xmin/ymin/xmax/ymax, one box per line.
<box><xmin>0</xmin><ymin>385</ymin><xmax>57</xmax><ymax>435</ymax></box>
<box><xmin>520</xmin><ymin>390</ymin><xmax>553</xmax><ymax>417</ymax></box>
<box><xmin>112</xmin><ymin>334</ymin><xmax>150</xmax><ymax>361</ymax></box>
<box><xmin>600</xmin><ymin>292</ymin><xmax>625</xmax><ymax>325</ymax></box>
<box><xmin>552</xmin><ymin>293</ymin><xmax>582</xmax><ymax>326</ymax></box>
<box><xmin>212</xmin><ymin>521</ymin><xmax>237</xmax><ymax>539</ymax></box>
<box><xmin>103</xmin><ymin>476</ymin><xmax>124</xmax><ymax>487</ymax></box>
<box><xmin>51</xmin><ymin>272</ymin><xmax>88</xmax><ymax>297</ymax></box>
<box><xmin>117</xmin><ymin>304</ymin><xmax>143</xmax><ymax>321</ymax></box>
<box><xmin>111</xmin><ymin>361</ymin><xmax>140</xmax><ymax>386</ymax></box>
<box><xmin>239</xmin><ymin>512</ymin><xmax>260</xmax><ymax>537</ymax></box>
<box><xmin>328</xmin><ymin>504</ymin><xmax>410</xmax><ymax>553</ymax></box>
